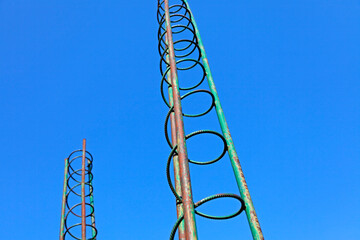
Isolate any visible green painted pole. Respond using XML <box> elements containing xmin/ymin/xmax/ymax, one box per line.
<box><xmin>183</xmin><ymin>1</ymin><xmax>264</xmax><ymax>239</ymax></box>
<box><xmin>59</xmin><ymin>158</ymin><xmax>68</xmax><ymax>240</ymax></box>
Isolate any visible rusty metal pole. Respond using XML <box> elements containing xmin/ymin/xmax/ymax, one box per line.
<box><xmin>164</xmin><ymin>25</ymin><xmax>186</xmax><ymax>239</ymax></box>
<box><xmin>81</xmin><ymin>139</ymin><xmax>87</xmax><ymax>240</ymax></box>
<box><xmin>59</xmin><ymin>158</ymin><xmax>68</xmax><ymax>240</ymax></box>
<box><xmin>169</xmin><ymin>90</ymin><xmax>186</xmax><ymax>240</ymax></box>
<box><xmin>168</xmin><ymin>72</ymin><xmax>186</xmax><ymax>240</ymax></box>
<box><xmin>164</xmin><ymin>0</ymin><xmax>198</xmax><ymax>239</ymax></box>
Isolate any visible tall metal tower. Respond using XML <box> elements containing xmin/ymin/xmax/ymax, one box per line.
<box><xmin>157</xmin><ymin>1</ymin><xmax>264</xmax><ymax>239</ymax></box>
<box><xmin>59</xmin><ymin>139</ymin><xmax>97</xmax><ymax>240</ymax></box>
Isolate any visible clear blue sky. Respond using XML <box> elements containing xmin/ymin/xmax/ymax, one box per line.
<box><xmin>0</xmin><ymin>0</ymin><xmax>359</xmax><ymax>239</ymax></box>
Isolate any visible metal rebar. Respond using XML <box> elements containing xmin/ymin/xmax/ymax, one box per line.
<box><xmin>164</xmin><ymin>24</ymin><xmax>186</xmax><ymax>239</ymax></box>
<box><xmin>62</xmin><ymin>140</ymin><xmax>97</xmax><ymax>240</ymax></box>
<box><xmin>157</xmin><ymin>0</ymin><xmax>262</xmax><ymax>238</ymax></box>
<box><xmin>168</xmin><ymin>75</ymin><xmax>186</xmax><ymax>240</ymax></box>
<box><xmin>164</xmin><ymin>0</ymin><xmax>198</xmax><ymax>239</ymax></box>
<box><xmin>81</xmin><ymin>139</ymin><xmax>87</xmax><ymax>240</ymax></box>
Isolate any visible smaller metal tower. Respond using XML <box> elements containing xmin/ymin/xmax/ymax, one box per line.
<box><xmin>60</xmin><ymin>139</ymin><xmax>97</xmax><ymax>240</ymax></box>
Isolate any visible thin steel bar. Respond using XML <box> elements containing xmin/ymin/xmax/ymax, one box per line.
<box><xmin>59</xmin><ymin>158</ymin><xmax>68</xmax><ymax>240</ymax></box>
<box><xmin>183</xmin><ymin>1</ymin><xmax>264</xmax><ymax>239</ymax></box>
<box><xmin>164</xmin><ymin>0</ymin><xmax>198</xmax><ymax>239</ymax></box>
<box><xmin>164</xmin><ymin>24</ymin><xmax>186</xmax><ymax>239</ymax></box>
<box><xmin>81</xmin><ymin>139</ymin><xmax>87</xmax><ymax>240</ymax></box>
<box><xmin>168</xmin><ymin>72</ymin><xmax>186</xmax><ymax>240</ymax></box>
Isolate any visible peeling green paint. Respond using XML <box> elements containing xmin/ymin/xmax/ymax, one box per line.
<box><xmin>183</xmin><ymin>1</ymin><xmax>264</xmax><ymax>239</ymax></box>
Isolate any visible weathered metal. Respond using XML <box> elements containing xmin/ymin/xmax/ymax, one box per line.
<box><xmin>163</xmin><ymin>0</ymin><xmax>199</xmax><ymax>239</ymax></box>
<box><xmin>157</xmin><ymin>0</ymin><xmax>264</xmax><ymax>239</ymax></box>
<box><xmin>167</xmin><ymin>47</ymin><xmax>186</xmax><ymax>239</ymax></box>
<box><xmin>60</xmin><ymin>140</ymin><xmax>97</xmax><ymax>240</ymax></box>
<box><xmin>88</xmin><ymin>167</ymin><xmax>96</xmax><ymax>238</ymax></box>
<box><xmin>81</xmin><ymin>139</ymin><xmax>87</xmax><ymax>240</ymax></box>
<box><xmin>170</xmin><ymin>194</ymin><xmax>245</xmax><ymax>240</ymax></box>
<box><xmin>183</xmin><ymin>1</ymin><xmax>264</xmax><ymax>238</ymax></box>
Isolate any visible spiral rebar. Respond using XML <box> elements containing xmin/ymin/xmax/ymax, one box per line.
<box><xmin>157</xmin><ymin>1</ymin><xmax>255</xmax><ymax>239</ymax></box>
<box><xmin>60</xmin><ymin>139</ymin><xmax>97</xmax><ymax>240</ymax></box>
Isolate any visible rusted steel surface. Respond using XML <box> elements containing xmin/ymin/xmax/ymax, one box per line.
<box><xmin>183</xmin><ymin>0</ymin><xmax>264</xmax><ymax>239</ymax></box>
<box><xmin>170</xmin><ymin>104</ymin><xmax>186</xmax><ymax>240</ymax></box>
<box><xmin>167</xmin><ymin>53</ymin><xmax>186</xmax><ymax>239</ymax></box>
<box><xmin>81</xmin><ymin>139</ymin><xmax>87</xmax><ymax>240</ymax></box>
<box><xmin>157</xmin><ymin>0</ymin><xmax>260</xmax><ymax>239</ymax></box>
<box><xmin>61</xmin><ymin>140</ymin><xmax>97</xmax><ymax>240</ymax></box>
<box><xmin>163</xmin><ymin>0</ymin><xmax>198</xmax><ymax>239</ymax></box>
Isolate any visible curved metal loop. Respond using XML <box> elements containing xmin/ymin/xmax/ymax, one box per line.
<box><xmin>166</xmin><ymin>145</ymin><xmax>183</xmax><ymax>202</ymax></box>
<box><xmin>164</xmin><ymin>91</ymin><xmax>216</xmax><ymax>148</ymax></box>
<box><xmin>157</xmin><ymin>2</ymin><xmax>192</xmax><ymax>33</ymax></box>
<box><xmin>173</xmin><ymin>38</ymin><xmax>199</xmax><ymax>58</ymax></box>
<box><xmin>63</xmin><ymin>148</ymin><xmax>97</xmax><ymax>240</ymax></box>
<box><xmin>157</xmin><ymin>5</ymin><xmax>198</xmax><ymax>75</ymax></box>
<box><xmin>160</xmin><ymin>59</ymin><xmax>206</xmax><ymax>94</ymax></box>
<box><xmin>175</xmin><ymin>58</ymin><xmax>204</xmax><ymax>73</ymax></box>
<box><xmin>159</xmin><ymin>36</ymin><xmax>200</xmax><ymax>75</ymax></box>
<box><xmin>169</xmin><ymin>193</ymin><xmax>246</xmax><ymax>240</ymax></box>
<box><xmin>180</xmin><ymin>90</ymin><xmax>215</xmax><ymax>117</ymax></box>
<box><xmin>194</xmin><ymin>193</ymin><xmax>246</xmax><ymax>220</ymax></box>
<box><xmin>66</xmin><ymin>176</ymin><xmax>94</xmax><ymax>197</ymax></box>
<box><xmin>67</xmin><ymin>166</ymin><xmax>93</xmax><ymax>184</ymax></box>
<box><xmin>64</xmin><ymin>223</ymin><xmax>98</xmax><ymax>240</ymax></box>
<box><xmin>65</xmin><ymin>202</ymin><xmax>95</xmax><ymax>219</ymax></box>
<box><xmin>186</xmin><ymin>130</ymin><xmax>227</xmax><ymax>165</ymax></box>
<box><xmin>158</xmin><ymin>25</ymin><xmax>199</xmax><ymax>75</ymax></box>
<box><xmin>67</xmin><ymin>154</ymin><xmax>93</xmax><ymax>177</ymax></box>
<box><xmin>67</xmin><ymin>150</ymin><xmax>93</xmax><ymax>162</ymax></box>
<box><xmin>158</xmin><ymin>1</ymin><xmax>246</xmax><ymax>239</ymax></box>
<box><xmin>165</xmin><ymin>130</ymin><xmax>229</xmax><ymax>196</ymax></box>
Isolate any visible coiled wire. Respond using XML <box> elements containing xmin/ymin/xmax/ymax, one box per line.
<box><xmin>157</xmin><ymin>0</ymin><xmax>246</xmax><ymax>238</ymax></box>
<box><xmin>63</xmin><ymin>150</ymin><xmax>97</xmax><ymax>240</ymax></box>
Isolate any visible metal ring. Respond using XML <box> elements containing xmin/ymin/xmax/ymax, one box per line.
<box><xmin>64</xmin><ymin>223</ymin><xmax>97</xmax><ymax>240</ymax></box>
<box><xmin>164</xmin><ymin>91</ymin><xmax>215</xmax><ymax>148</ymax></box>
<box><xmin>169</xmin><ymin>193</ymin><xmax>245</xmax><ymax>240</ymax></box>
<box><xmin>186</xmin><ymin>130</ymin><xmax>227</xmax><ymax>165</ymax></box>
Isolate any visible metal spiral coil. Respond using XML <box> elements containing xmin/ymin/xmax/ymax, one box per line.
<box><xmin>61</xmin><ymin>146</ymin><xmax>97</xmax><ymax>240</ymax></box>
<box><xmin>157</xmin><ymin>0</ymin><xmax>246</xmax><ymax>238</ymax></box>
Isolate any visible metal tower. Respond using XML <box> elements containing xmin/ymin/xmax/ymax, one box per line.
<box><xmin>157</xmin><ymin>1</ymin><xmax>264</xmax><ymax>239</ymax></box>
<box><xmin>60</xmin><ymin>139</ymin><xmax>97</xmax><ymax>240</ymax></box>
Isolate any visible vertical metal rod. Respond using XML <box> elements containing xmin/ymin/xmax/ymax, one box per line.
<box><xmin>165</xmin><ymin>26</ymin><xmax>186</xmax><ymax>239</ymax></box>
<box><xmin>183</xmin><ymin>1</ymin><xmax>264</xmax><ymax>239</ymax></box>
<box><xmin>164</xmin><ymin>0</ymin><xmax>198</xmax><ymax>239</ymax></box>
<box><xmin>59</xmin><ymin>158</ymin><xmax>68</xmax><ymax>240</ymax></box>
<box><xmin>169</xmin><ymin>89</ymin><xmax>186</xmax><ymax>240</ymax></box>
<box><xmin>168</xmin><ymin>74</ymin><xmax>186</xmax><ymax>240</ymax></box>
<box><xmin>81</xmin><ymin>139</ymin><xmax>87</xmax><ymax>240</ymax></box>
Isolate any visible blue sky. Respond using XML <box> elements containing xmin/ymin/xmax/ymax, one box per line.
<box><xmin>0</xmin><ymin>0</ymin><xmax>359</xmax><ymax>239</ymax></box>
